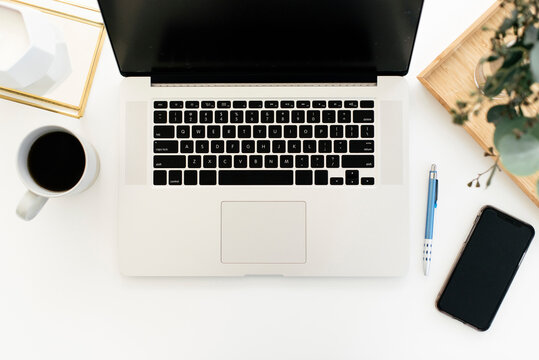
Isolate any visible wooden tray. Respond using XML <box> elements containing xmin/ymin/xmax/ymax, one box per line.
<box><xmin>417</xmin><ymin>0</ymin><xmax>539</xmax><ymax>207</ymax></box>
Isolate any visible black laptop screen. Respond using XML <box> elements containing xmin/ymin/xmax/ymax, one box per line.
<box><xmin>98</xmin><ymin>0</ymin><xmax>424</xmax><ymax>82</ymax></box>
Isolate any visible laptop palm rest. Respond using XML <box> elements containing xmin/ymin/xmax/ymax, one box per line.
<box><xmin>221</xmin><ymin>201</ymin><xmax>306</xmax><ymax>264</ymax></box>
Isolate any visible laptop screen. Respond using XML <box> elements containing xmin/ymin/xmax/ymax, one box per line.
<box><xmin>98</xmin><ymin>0</ymin><xmax>424</xmax><ymax>82</ymax></box>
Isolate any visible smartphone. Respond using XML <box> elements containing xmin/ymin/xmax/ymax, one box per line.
<box><xmin>436</xmin><ymin>205</ymin><xmax>534</xmax><ymax>331</ymax></box>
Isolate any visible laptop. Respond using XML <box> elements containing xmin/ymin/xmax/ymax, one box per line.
<box><xmin>97</xmin><ymin>0</ymin><xmax>424</xmax><ymax>276</ymax></box>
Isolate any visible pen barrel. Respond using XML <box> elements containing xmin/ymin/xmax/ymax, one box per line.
<box><xmin>424</xmin><ymin>176</ymin><xmax>437</xmax><ymax>239</ymax></box>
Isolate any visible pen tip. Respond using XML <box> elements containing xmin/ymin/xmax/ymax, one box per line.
<box><xmin>431</xmin><ymin>164</ymin><xmax>437</xmax><ymax>171</ymax></box>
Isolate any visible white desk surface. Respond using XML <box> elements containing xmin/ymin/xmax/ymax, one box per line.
<box><xmin>1</xmin><ymin>1</ymin><xmax>538</xmax><ymax>359</ymax></box>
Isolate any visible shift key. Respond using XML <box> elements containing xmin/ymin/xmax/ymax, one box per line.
<box><xmin>154</xmin><ymin>140</ymin><xmax>178</xmax><ymax>153</ymax></box>
<box><xmin>342</xmin><ymin>155</ymin><xmax>374</xmax><ymax>168</ymax></box>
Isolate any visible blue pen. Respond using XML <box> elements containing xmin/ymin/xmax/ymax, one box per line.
<box><xmin>423</xmin><ymin>164</ymin><xmax>438</xmax><ymax>276</ymax></box>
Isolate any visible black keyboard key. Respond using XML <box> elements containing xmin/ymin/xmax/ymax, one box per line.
<box><xmin>238</xmin><ymin>126</ymin><xmax>251</xmax><ymax>138</ymax></box>
<box><xmin>284</xmin><ymin>125</ymin><xmax>297</xmax><ymax>138</ymax></box>
<box><xmin>269</xmin><ymin>126</ymin><xmax>282</xmax><ymax>138</ymax></box>
<box><xmin>361</xmin><ymin>177</ymin><xmax>375</xmax><ymax>185</ymax></box>
<box><xmin>257</xmin><ymin>140</ymin><xmax>270</xmax><ymax>153</ymax></box>
<box><xmin>312</xmin><ymin>100</ymin><xmax>326</xmax><ymax>108</ymax></box>
<box><xmin>184</xmin><ymin>170</ymin><xmax>197</xmax><ymax>185</ymax></box>
<box><xmin>353</xmin><ymin>110</ymin><xmax>374</xmax><ymax>123</ymax></box>
<box><xmin>200</xmin><ymin>170</ymin><xmax>217</xmax><ymax>185</ymax></box>
<box><xmin>219</xmin><ymin>155</ymin><xmax>232</xmax><ymax>168</ymax></box>
<box><xmin>192</xmin><ymin>126</ymin><xmax>205</xmax><ymax>138</ymax></box>
<box><xmin>296</xmin><ymin>170</ymin><xmax>313</xmax><ymax>185</ymax></box>
<box><xmin>203</xmin><ymin>155</ymin><xmax>217</xmax><ymax>168</ymax></box>
<box><xmin>154</xmin><ymin>125</ymin><xmax>175</xmax><ymax>138</ymax></box>
<box><xmin>169</xmin><ymin>170</ymin><xmax>182</xmax><ymax>185</ymax></box>
<box><xmin>280</xmin><ymin>155</ymin><xmax>293</xmax><ymax>168</ymax></box>
<box><xmin>219</xmin><ymin>170</ymin><xmax>293</xmax><ymax>185</ymax></box>
<box><xmin>272</xmin><ymin>140</ymin><xmax>286</xmax><ymax>153</ymax></box>
<box><xmin>253</xmin><ymin>126</ymin><xmax>266</xmax><ymax>138</ymax></box>
<box><xmin>288</xmin><ymin>140</ymin><xmax>301</xmax><ymax>153</ymax></box>
<box><xmin>350</xmin><ymin>140</ymin><xmax>374</xmax><ymax>153</ymax></box>
<box><xmin>180</xmin><ymin>140</ymin><xmax>194</xmax><ymax>153</ymax></box>
<box><xmin>281</xmin><ymin>100</ymin><xmax>294</xmax><ymax>108</ymax></box>
<box><xmin>177</xmin><ymin>126</ymin><xmax>190</xmax><ymax>138</ymax></box>
<box><xmin>226</xmin><ymin>140</ymin><xmax>240</xmax><ymax>153</ymax></box>
<box><xmin>328</xmin><ymin>100</ymin><xmax>342</xmax><ymax>108</ymax></box>
<box><xmin>297</xmin><ymin>100</ymin><xmax>310</xmax><ymax>108</ymax></box>
<box><xmin>361</xmin><ymin>125</ymin><xmax>374</xmax><ymax>138</ymax></box>
<box><xmin>185</xmin><ymin>101</ymin><xmax>199</xmax><ymax>109</ymax></box>
<box><xmin>330</xmin><ymin>177</ymin><xmax>344</xmax><ymax>185</ymax></box>
<box><xmin>314</xmin><ymin>125</ymin><xmax>328</xmax><ymax>138</ymax></box>
<box><xmin>265</xmin><ymin>100</ymin><xmax>279</xmax><ymax>108</ymax></box>
<box><xmin>215</xmin><ymin>111</ymin><xmax>228</xmax><ymax>123</ymax></box>
<box><xmin>217</xmin><ymin>101</ymin><xmax>231</xmax><ymax>108</ymax></box>
<box><xmin>361</xmin><ymin>100</ymin><xmax>374</xmax><ymax>108</ymax></box>
<box><xmin>170</xmin><ymin>101</ymin><xmax>183</xmax><ymax>109</ymax></box>
<box><xmin>315</xmin><ymin>170</ymin><xmax>328</xmax><ymax>185</ymax></box>
<box><xmin>207</xmin><ymin>125</ymin><xmax>220</xmax><ymax>138</ymax></box>
<box><xmin>200</xmin><ymin>111</ymin><xmax>213</xmax><ymax>123</ymax></box>
<box><xmin>231</xmin><ymin>110</ymin><xmax>244</xmax><ymax>123</ymax></box>
<box><xmin>153</xmin><ymin>170</ymin><xmax>166</xmax><ymax>185</ymax></box>
<box><xmin>154</xmin><ymin>101</ymin><xmax>167</xmax><ymax>109</ymax></box>
<box><xmin>246</xmin><ymin>111</ymin><xmax>259</xmax><ymax>123</ymax></box>
<box><xmin>211</xmin><ymin>140</ymin><xmax>225</xmax><ymax>153</ymax></box>
<box><xmin>184</xmin><ymin>111</ymin><xmax>197</xmax><ymax>123</ymax></box>
<box><xmin>318</xmin><ymin>140</ymin><xmax>332</xmax><ymax>153</ymax></box>
<box><xmin>154</xmin><ymin>140</ymin><xmax>178</xmax><ymax>153</ymax></box>
<box><xmin>344</xmin><ymin>101</ymin><xmax>358</xmax><ymax>108</ymax></box>
<box><xmin>201</xmin><ymin>101</ymin><xmax>215</xmax><ymax>108</ymax></box>
<box><xmin>195</xmin><ymin>140</ymin><xmax>209</xmax><ymax>153</ymax></box>
<box><xmin>169</xmin><ymin>111</ymin><xmax>182</xmax><ymax>123</ymax></box>
<box><xmin>249</xmin><ymin>155</ymin><xmax>263</xmax><ymax>168</ymax></box>
<box><xmin>345</xmin><ymin>125</ymin><xmax>359</xmax><ymax>138</ymax></box>
<box><xmin>265</xmin><ymin>155</ymin><xmax>278</xmax><ymax>168</ymax></box>
<box><xmin>154</xmin><ymin>111</ymin><xmax>167</xmax><ymax>123</ymax></box>
<box><xmin>322</xmin><ymin>110</ymin><xmax>336</xmax><ymax>123</ymax></box>
<box><xmin>346</xmin><ymin>170</ymin><xmax>359</xmax><ymax>185</ymax></box>
<box><xmin>223</xmin><ymin>126</ymin><xmax>236</xmax><ymax>138</ymax></box>
<box><xmin>338</xmin><ymin>110</ymin><xmax>351</xmax><ymax>123</ymax></box>
<box><xmin>307</xmin><ymin>110</ymin><xmax>320</xmax><ymax>123</ymax></box>
<box><xmin>188</xmin><ymin>155</ymin><xmax>201</xmax><ymax>168</ymax></box>
<box><xmin>299</xmin><ymin>125</ymin><xmax>313</xmax><ymax>138</ymax></box>
<box><xmin>291</xmin><ymin>110</ymin><xmax>305</xmax><ymax>123</ymax></box>
<box><xmin>295</xmin><ymin>155</ymin><xmax>309</xmax><ymax>168</ymax></box>
<box><xmin>233</xmin><ymin>101</ymin><xmax>247</xmax><ymax>108</ymax></box>
<box><xmin>330</xmin><ymin>125</ymin><xmax>344</xmax><ymax>138</ymax></box>
<box><xmin>249</xmin><ymin>101</ymin><xmax>263</xmax><ymax>108</ymax></box>
<box><xmin>261</xmin><ymin>110</ymin><xmax>275</xmax><ymax>123</ymax></box>
<box><xmin>311</xmin><ymin>155</ymin><xmax>324</xmax><ymax>168</ymax></box>
<box><xmin>154</xmin><ymin>155</ymin><xmax>186</xmax><ymax>168</ymax></box>
<box><xmin>276</xmin><ymin>110</ymin><xmax>290</xmax><ymax>123</ymax></box>
<box><xmin>303</xmin><ymin>140</ymin><xmax>316</xmax><ymax>153</ymax></box>
<box><xmin>234</xmin><ymin>155</ymin><xmax>248</xmax><ymax>168</ymax></box>
<box><xmin>342</xmin><ymin>155</ymin><xmax>374</xmax><ymax>168</ymax></box>
<box><xmin>334</xmin><ymin>140</ymin><xmax>347</xmax><ymax>153</ymax></box>
<box><xmin>242</xmin><ymin>140</ymin><xmax>255</xmax><ymax>153</ymax></box>
<box><xmin>326</xmin><ymin>155</ymin><xmax>340</xmax><ymax>168</ymax></box>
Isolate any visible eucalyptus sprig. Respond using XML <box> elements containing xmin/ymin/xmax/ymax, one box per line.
<box><xmin>451</xmin><ymin>0</ymin><xmax>539</xmax><ymax>194</ymax></box>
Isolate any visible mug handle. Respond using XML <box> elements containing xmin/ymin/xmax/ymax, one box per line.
<box><xmin>16</xmin><ymin>191</ymin><xmax>48</xmax><ymax>221</ymax></box>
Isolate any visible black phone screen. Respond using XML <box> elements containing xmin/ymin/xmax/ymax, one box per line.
<box><xmin>436</xmin><ymin>206</ymin><xmax>534</xmax><ymax>331</ymax></box>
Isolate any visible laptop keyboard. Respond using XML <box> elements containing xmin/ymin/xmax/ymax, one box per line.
<box><xmin>152</xmin><ymin>99</ymin><xmax>375</xmax><ymax>186</ymax></box>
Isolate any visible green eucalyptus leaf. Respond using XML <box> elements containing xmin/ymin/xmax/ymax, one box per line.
<box><xmin>530</xmin><ymin>43</ymin><xmax>539</xmax><ymax>83</ymax></box>
<box><xmin>498</xmin><ymin>133</ymin><xmax>539</xmax><ymax>176</ymax></box>
<box><xmin>493</xmin><ymin>116</ymin><xmax>527</xmax><ymax>149</ymax></box>
<box><xmin>501</xmin><ymin>48</ymin><xmax>523</xmax><ymax>69</ymax></box>
<box><xmin>524</xmin><ymin>25</ymin><xmax>538</xmax><ymax>46</ymax></box>
<box><xmin>487</xmin><ymin>105</ymin><xmax>517</xmax><ymax>124</ymax></box>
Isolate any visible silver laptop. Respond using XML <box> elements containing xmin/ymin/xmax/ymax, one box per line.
<box><xmin>98</xmin><ymin>0</ymin><xmax>424</xmax><ymax>276</ymax></box>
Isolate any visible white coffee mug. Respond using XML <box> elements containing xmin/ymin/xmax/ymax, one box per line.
<box><xmin>16</xmin><ymin>126</ymin><xmax>99</xmax><ymax>221</ymax></box>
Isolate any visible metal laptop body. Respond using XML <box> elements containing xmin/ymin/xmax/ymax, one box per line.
<box><xmin>99</xmin><ymin>0</ymin><xmax>423</xmax><ymax>276</ymax></box>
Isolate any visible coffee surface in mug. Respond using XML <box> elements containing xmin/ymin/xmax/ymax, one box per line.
<box><xmin>27</xmin><ymin>131</ymin><xmax>86</xmax><ymax>192</ymax></box>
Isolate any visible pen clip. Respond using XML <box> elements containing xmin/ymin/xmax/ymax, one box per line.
<box><xmin>434</xmin><ymin>179</ymin><xmax>438</xmax><ymax>207</ymax></box>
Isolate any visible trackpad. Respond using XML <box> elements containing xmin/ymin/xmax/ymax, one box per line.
<box><xmin>221</xmin><ymin>202</ymin><xmax>306</xmax><ymax>264</ymax></box>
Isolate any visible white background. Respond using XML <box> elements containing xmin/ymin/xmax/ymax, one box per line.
<box><xmin>1</xmin><ymin>0</ymin><xmax>539</xmax><ymax>359</ymax></box>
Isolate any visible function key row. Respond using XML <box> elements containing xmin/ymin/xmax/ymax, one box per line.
<box><xmin>153</xmin><ymin>100</ymin><xmax>375</xmax><ymax>109</ymax></box>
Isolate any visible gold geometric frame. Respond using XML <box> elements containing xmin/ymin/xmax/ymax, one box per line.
<box><xmin>0</xmin><ymin>0</ymin><xmax>105</xmax><ymax>118</ymax></box>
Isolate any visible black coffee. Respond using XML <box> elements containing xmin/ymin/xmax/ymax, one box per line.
<box><xmin>27</xmin><ymin>131</ymin><xmax>86</xmax><ymax>192</ymax></box>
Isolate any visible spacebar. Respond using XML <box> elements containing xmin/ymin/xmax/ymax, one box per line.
<box><xmin>219</xmin><ymin>170</ymin><xmax>294</xmax><ymax>185</ymax></box>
